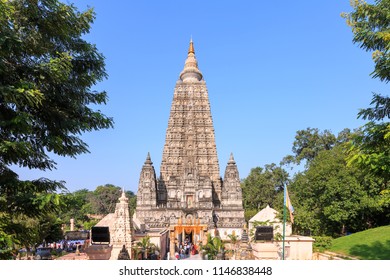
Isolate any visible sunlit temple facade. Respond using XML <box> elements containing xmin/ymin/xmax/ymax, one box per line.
<box><xmin>133</xmin><ymin>40</ymin><xmax>245</xmax><ymax>257</ymax></box>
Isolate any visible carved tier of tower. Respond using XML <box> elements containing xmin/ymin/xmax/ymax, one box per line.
<box><xmin>135</xmin><ymin>40</ymin><xmax>244</xmax><ymax>232</ymax></box>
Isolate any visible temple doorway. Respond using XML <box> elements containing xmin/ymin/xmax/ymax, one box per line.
<box><xmin>177</xmin><ymin>230</ymin><xmax>193</xmax><ymax>244</ymax></box>
<box><xmin>185</xmin><ymin>231</ymin><xmax>193</xmax><ymax>244</ymax></box>
<box><xmin>169</xmin><ymin>218</ymin><xmax>208</xmax><ymax>259</ymax></box>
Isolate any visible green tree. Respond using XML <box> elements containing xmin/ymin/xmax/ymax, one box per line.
<box><xmin>2</xmin><ymin>213</ymin><xmax>63</xmax><ymax>258</ymax></box>
<box><xmin>343</xmin><ymin>0</ymin><xmax>390</xmax><ymax>185</ymax></box>
<box><xmin>347</xmin><ymin>123</ymin><xmax>390</xmax><ymax>182</ymax></box>
<box><xmin>128</xmin><ymin>194</ymin><xmax>137</xmax><ymax>216</ymax></box>
<box><xmin>343</xmin><ymin>0</ymin><xmax>390</xmax><ymax>84</ymax></box>
<box><xmin>88</xmin><ymin>184</ymin><xmax>122</xmax><ymax>215</ymax></box>
<box><xmin>0</xmin><ymin>227</ymin><xmax>13</xmax><ymax>259</ymax></box>
<box><xmin>0</xmin><ymin>0</ymin><xmax>112</xmax><ymax>256</ymax></box>
<box><xmin>86</xmin><ymin>184</ymin><xmax>136</xmax><ymax>215</ymax></box>
<box><xmin>283</xmin><ymin>128</ymin><xmax>337</xmax><ymax>166</ymax></box>
<box><xmin>291</xmin><ymin>145</ymin><xmax>385</xmax><ymax>237</ymax></box>
<box><xmin>241</xmin><ymin>164</ymin><xmax>288</xmax><ymax>220</ymax></box>
<box><xmin>59</xmin><ymin>189</ymin><xmax>93</xmax><ymax>230</ymax></box>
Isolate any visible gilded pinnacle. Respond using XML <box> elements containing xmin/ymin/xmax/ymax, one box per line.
<box><xmin>180</xmin><ymin>40</ymin><xmax>203</xmax><ymax>82</ymax></box>
<box><xmin>188</xmin><ymin>39</ymin><xmax>195</xmax><ymax>54</ymax></box>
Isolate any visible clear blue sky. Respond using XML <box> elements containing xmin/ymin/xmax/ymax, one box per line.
<box><xmin>17</xmin><ymin>0</ymin><xmax>386</xmax><ymax>193</ymax></box>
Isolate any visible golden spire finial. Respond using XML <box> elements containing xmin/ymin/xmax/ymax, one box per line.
<box><xmin>188</xmin><ymin>38</ymin><xmax>195</xmax><ymax>54</ymax></box>
<box><xmin>180</xmin><ymin>38</ymin><xmax>202</xmax><ymax>82</ymax></box>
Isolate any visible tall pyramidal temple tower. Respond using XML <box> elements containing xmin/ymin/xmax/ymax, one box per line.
<box><xmin>134</xmin><ymin>40</ymin><xmax>245</xmax><ymax>254</ymax></box>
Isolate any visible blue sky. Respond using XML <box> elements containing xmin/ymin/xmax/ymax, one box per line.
<box><xmin>17</xmin><ymin>0</ymin><xmax>386</xmax><ymax>193</ymax></box>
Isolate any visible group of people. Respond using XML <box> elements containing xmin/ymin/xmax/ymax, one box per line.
<box><xmin>175</xmin><ymin>238</ymin><xmax>198</xmax><ymax>260</ymax></box>
<box><xmin>39</xmin><ymin>239</ymin><xmax>86</xmax><ymax>252</ymax></box>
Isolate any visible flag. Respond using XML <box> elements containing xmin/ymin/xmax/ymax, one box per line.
<box><xmin>285</xmin><ymin>186</ymin><xmax>294</xmax><ymax>224</ymax></box>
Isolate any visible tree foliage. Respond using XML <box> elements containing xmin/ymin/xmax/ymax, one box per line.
<box><xmin>283</xmin><ymin>128</ymin><xmax>352</xmax><ymax>167</ymax></box>
<box><xmin>290</xmin><ymin>128</ymin><xmax>336</xmax><ymax>165</ymax></box>
<box><xmin>201</xmin><ymin>234</ymin><xmax>225</xmax><ymax>260</ymax></box>
<box><xmin>283</xmin><ymin>128</ymin><xmax>388</xmax><ymax>237</ymax></box>
<box><xmin>343</xmin><ymin>0</ymin><xmax>390</xmax><ymax>83</ymax></box>
<box><xmin>0</xmin><ymin>0</ymin><xmax>113</xmax><ymax>172</ymax></box>
<box><xmin>343</xmin><ymin>0</ymin><xmax>390</xmax><ymax>186</ymax></box>
<box><xmin>347</xmin><ymin>122</ymin><xmax>390</xmax><ymax>182</ymax></box>
<box><xmin>241</xmin><ymin>164</ymin><xmax>288</xmax><ymax>220</ymax></box>
<box><xmin>134</xmin><ymin>235</ymin><xmax>157</xmax><ymax>260</ymax></box>
<box><xmin>291</xmin><ymin>146</ymin><xmax>367</xmax><ymax>236</ymax></box>
<box><xmin>87</xmin><ymin>184</ymin><xmax>122</xmax><ymax>215</ymax></box>
<box><xmin>59</xmin><ymin>188</ymin><xmax>92</xmax><ymax>229</ymax></box>
<box><xmin>57</xmin><ymin>185</ymin><xmax>136</xmax><ymax>230</ymax></box>
<box><xmin>0</xmin><ymin>0</ymin><xmax>113</xmax><ymax>256</ymax></box>
<box><xmin>292</xmin><ymin>144</ymin><xmax>388</xmax><ymax>237</ymax></box>
<box><xmin>359</xmin><ymin>93</ymin><xmax>390</xmax><ymax>121</ymax></box>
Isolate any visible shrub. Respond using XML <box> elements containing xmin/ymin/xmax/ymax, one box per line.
<box><xmin>313</xmin><ymin>236</ymin><xmax>333</xmax><ymax>252</ymax></box>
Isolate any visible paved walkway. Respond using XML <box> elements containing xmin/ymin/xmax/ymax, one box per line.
<box><xmin>180</xmin><ymin>253</ymin><xmax>203</xmax><ymax>260</ymax></box>
<box><xmin>55</xmin><ymin>252</ymin><xmax>203</xmax><ymax>260</ymax></box>
<box><xmin>55</xmin><ymin>252</ymin><xmax>88</xmax><ymax>260</ymax></box>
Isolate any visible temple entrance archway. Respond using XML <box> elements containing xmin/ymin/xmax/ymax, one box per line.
<box><xmin>169</xmin><ymin>216</ymin><xmax>208</xmax><ymax>259</ymax></box>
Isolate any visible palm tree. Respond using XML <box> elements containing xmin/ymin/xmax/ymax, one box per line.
<box><xmin>227</xmin><ymin>233</ymin><xmax>240</xmax><ymax>258</ymax></box>
<box><xmin>135</xmin><ymin>236</ymin><xmax>156</xmax><ymax>260</ymax></box>
<box><xmin>131</xmin><ymin>245</ymin><xmax>142</xmax><ymax>260</ymax></box>
<box><xmin>201</xmin><ymin>234</ymin><xmax>225</xmax><ymax>260</ymax></box>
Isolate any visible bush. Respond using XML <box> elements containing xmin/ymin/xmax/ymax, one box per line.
<box><xmin>313</xmin><ymin>236</ymin><xmax>333</xmax><ymax>252</ymax></box>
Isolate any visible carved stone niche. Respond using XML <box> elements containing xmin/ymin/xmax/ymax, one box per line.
<box><xmin>168</xmin><ymin>189</ymin><xmax>176</xmax><ymax>199</ymax></box>
<box><xmin>169</xmin><ymin>214</ymin><xmax>177</xmax><ymax>224</ymax></box>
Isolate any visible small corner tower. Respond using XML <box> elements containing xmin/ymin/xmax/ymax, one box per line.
<box><xmin>110</xmin><ymin>189</ymin><xmax>132</xmax><ymax>259</ymax></box>
<box><xmin>136</xmin><ymin>152</ymin><xmax>158</xmax><ymax>210</ymax></box>
<box><xmin>222</xmin><ymin>153</ymin><xmax>243</xmax><ymax>208</ymax></box>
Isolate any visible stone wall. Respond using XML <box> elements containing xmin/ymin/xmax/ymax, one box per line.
<box><xmin>312</xmin><ymin>251</ymin><xmax>358</xmax><ymax>260</ymax></box>
<box><xmin>252</xmin><ymin>236</ymin><xmax>314</xmax><ymax>260</ymax></box>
